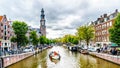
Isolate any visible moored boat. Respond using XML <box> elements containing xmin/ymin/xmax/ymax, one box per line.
<box><xmin>81</xmin><ymin>50</ymin><xmax>89</xmax><ymax>54</ymax></box>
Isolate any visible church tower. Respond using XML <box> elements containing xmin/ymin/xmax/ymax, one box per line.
<box><xmin>40</xmin><ymin>8</ymin><xmax>46</xmax><ymax>36</ymax></box>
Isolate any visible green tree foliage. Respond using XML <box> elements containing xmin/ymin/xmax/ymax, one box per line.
<box><xmin>30</xmin><ymin>31</ymin><xmax>39</xmax><ymax>46</ymax></box>
<box><xmin>39</xmin><ymin>36</ymin><xmax>47</xmax><ymax>44</ymax></box>
<box><xmin>11</xmin><ymin>21</ymin><xmax>28</xmax><ymax>47</ymax></box>
<box><xmin>109</xmin><ymin>13</ymin><xmax>120</xmax><ymax>45</ymax></box>
<box><xmin>46</xmin><ymin>38</ymin><xmax>51</xmax><ymax>45</ymax></box>
<box><xmin>77</xmin><ymin>25</ymin><xmax>94</xmax><ymax>47</ymax></box>
<box><xmin>50</xmin><ymin>39</ymin><xmax>57</xmax><ymax>44</ymax></box>
<box><xmin>11</xmin><ymin>37</ymin><xmax>17</xmax><ymax>42</ymax></box>
<box><xmin>76</xmin><ymin>26</ymin><xmax>84</xmax><ymax>45</ymax></box>
<box><xmin>39</xmin><ymin>36</ymin><xmax>54</xmax><ymax>45</ymax></box>
<box><xmin>60</xmin><ymin>34</ymin><xmax>79</xmax><ymax>45</ymax></box>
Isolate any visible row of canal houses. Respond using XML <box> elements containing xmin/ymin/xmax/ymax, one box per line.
<box><xmin>0</xmin><ymin>15</ymin><xmax>41</xmax><ymax>52</ymax></box>
<box><xmin>0</xmin><ymin>15</ymin><xmax>14</xmax><ymax>52</ymax></box>
<box><xmin>0</xmin><ymin>8</ymin><xmax>46</xmax><ymax>53</ymax></box>
<box><xmin>89</xmin><ymin>9</ymin><xmax>119</xmax><ymax>47</ymax></box>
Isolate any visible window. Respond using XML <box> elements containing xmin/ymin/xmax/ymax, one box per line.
<box><xmin>104</xmin><ymin>18</ymin><xmax>107</xmax><ymax>22</ymax></box>
<box><xmin>4</xmin><ymin>25</ymin><xmax>6</xmax><ymax>29</ymax></box>
<box><xmin>0</xmin><ymin>41</ymin><xmax>1</xmax><ymax>46</ymax></box>
<box><xmin>102</xmin><ymin>25</ymin><xmax>104</xmax><ymax>29</ymax></box>
<box><xmin>4</xmin><ymin>31</ymin><xmax>6</xmax><ymax>35</ymax></box>
<box><xmin>107</xmin><ymin>37</ymin><xmax>109</xmax><ymax>41</ymax></box>
<box><xmin>1</xmin><ymin>23</ymin><xmax>3</xmax><ymax>26</ymax></box>
<box><xmin>110</xmin><ymin>15</ymin><xmax>113</xmax><ymax>19</ymax></box>
<box><xmin>110</xmin><ymin>21</ymin><xmax>112</xmax><ymax>26</ymax></box>
<box><xmin>4</xmin><ymin>36</ymin><xmax>7</xmax><ymax>40</ymax></box>
<box><xmin>5</xmin><ymin>43</ymin><xmax>7</xmax><ymax>46</ymax></box>
<box><xmin>100</xmin><ymin>25</ymin><xmax>101</xmax><ymax>29</ymax></box>
<box><xmin>1</xmin><ymin>30</ymin><xmax>3</xmax><ymax>32</ymax></box>
<box><xmin>107</xmin><ymin>23</ymin><xmax>109</xmax><ymax>27</ymax></box>
<box><xmin>8</xmin><ymin>25</ymin><xmax>9</xmax><ymax>28</ymax></box>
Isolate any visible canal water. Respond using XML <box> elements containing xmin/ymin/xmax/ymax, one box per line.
<box><xmin>7</xmin><ymin>46</ymin><xmax>120</xmax><ymax>68</ymax></box>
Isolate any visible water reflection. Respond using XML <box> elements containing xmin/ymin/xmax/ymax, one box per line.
<box><xmin>7</xmin><ymin>46</ymin><xmax>120</xmax><ymax>68</ymax></box>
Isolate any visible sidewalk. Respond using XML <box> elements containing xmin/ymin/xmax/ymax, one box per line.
<box><xmin>89</xmin><ymin>52</ymin><xmax>120</xmax><ymax>65</ymax></box>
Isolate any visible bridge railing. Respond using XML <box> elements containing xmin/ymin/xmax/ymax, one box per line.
<box><xmin>2</xmin><ymin>52</ymin><xmax>34</xmax><ymax>67</ymax></box>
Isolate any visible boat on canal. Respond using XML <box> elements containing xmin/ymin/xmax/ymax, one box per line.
<box><xmin>49</xmin><ymin>51</ymin><xmax>61</xmax><ymax>63</ymax></box>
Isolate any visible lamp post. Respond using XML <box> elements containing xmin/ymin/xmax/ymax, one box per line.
<box><xmin>0</xmin><ymin>41</ymin><xmax>2</xmax><ymax>56</ymax></box>
<box><xmin>29</xmin><ymin>39</ymin><xmax>32</xmax><ymax>45</ymax></box>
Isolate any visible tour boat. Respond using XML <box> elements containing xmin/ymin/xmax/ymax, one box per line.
<box><xmin>49</xmin><ymin>51</ymin><xmax>61</xmax><ymax>63</ymax></box>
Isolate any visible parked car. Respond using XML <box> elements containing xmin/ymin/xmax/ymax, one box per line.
<box><xmin>23</xmin><ymin>48</ymin><xmax>33</xmax><ymax>52</ymax></box>
<box><xmin>88</xmin><ymin>48</ymin><xmax>96</xmax><ymax>52</ymax></box>
<box><xmin>88</xmin><ymin>47</ymin><xmax>100</xmax><ymax>52</ymax></box>
<box><xmin>68</xmin><ymin>46</ymin><xmax>72</xmax><ymax>50</ymax></box>
<box><xmin>71</xmin><ymin>46</ymin><xmax>79</xmax><ymax>51</ymax></box>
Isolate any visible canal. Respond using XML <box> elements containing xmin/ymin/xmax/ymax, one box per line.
<box><xmin>7</xmin><ymin>46</ymin><xmax>120</xmax><ymax>68</ymax></box>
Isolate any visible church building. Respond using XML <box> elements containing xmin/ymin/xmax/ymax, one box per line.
<box><xmin>40</xmin><ymin>8</ymin><xmax>46</xmax><ymax>36</ymax></box>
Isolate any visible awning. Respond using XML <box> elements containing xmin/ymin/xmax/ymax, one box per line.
<box><xmin>111</xmin><ymin>43</ymin><xmax>118</xmax><ymax>47</ymax></box>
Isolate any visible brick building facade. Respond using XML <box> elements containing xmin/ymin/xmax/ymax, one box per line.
<box><xmin>0</xmin><ymin>15</ymin><xmax>14</xmax><ymax>51</ymax></box>
<box><xmin>92</xmin><ymin>9</ymin><xmax>118</xmax><ymax>46</ymax></box>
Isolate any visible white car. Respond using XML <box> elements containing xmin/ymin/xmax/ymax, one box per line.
<box><xmin>88</xmin><ymin>47</ymin><xmax>100</xmax><ymax>52</ymax></box>
<box><xmin>23</xmin><ymin>48</ymin><xmax>33</xmax><ymax>52</ymax></box>
<box><xmin>88</xmin><ymin>48</ymin><xmax>96</xmax><ymax>52</ymax></box>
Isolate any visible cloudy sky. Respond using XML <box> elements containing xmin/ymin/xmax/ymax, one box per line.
<box><xmin>0</xmin><ymin>0</ymin><xmax>120</xmax><ymax>39</ymax></box>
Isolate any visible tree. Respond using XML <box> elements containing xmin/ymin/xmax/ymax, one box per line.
<box><xmin>76</xmin><ymin>26</ymin><xmax>84</xmax><ymax>45</ymax></box>
<box><xmin>30</xmin><ymin>31</ymin><xmax>39</xmax><ymax>46</ymax></box>
<box><xmin>77</xmin><ymin>25</ymin><xmax>94</xmax><ymax>48</ymax></box>
<box><xmin>109</xmin><ymin>13</ymin><xmax>120</xmax><ymax>45</ymax></box>
<box><xmin>60</xmin><ymin>34</ymin><xmax>79</xmax><ymax>45</ymax></box>
<box><xmin>39</xmin><ymin>36</ymin><xmax>47</xmax><ymax>45</ymax></box>
<box><xmin>72</xmin><ymin>36</ymin><xmax>79</xmax><ymax>45</ymax></box>
<box><xmin>11</xmin><ymin>21</ymin><xmax>28</xmax><ymax>48</ymax></box>
<box><xmin>11</xmin><ymin>37</ymin><xmax>17</xmax><ymax>43</ymax></box>
<box><xmin>46</xmin><ymin>38</ymin><xmax>51</xmax><ymax>45</ymax></box>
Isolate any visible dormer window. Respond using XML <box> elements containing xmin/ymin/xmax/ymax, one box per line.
<box><xmin>110</xmin><ymin>21</ymin><xmax>112</xmax><ymax>26</ymax></box>
<box><xmin>110</xmin><ymin>15</ymin><xmax>114</xmax><ymax>19</ymax></box>
<box><xmin>104</xmin><ymin>18</ymin><xmax>107</xmax><ymax>22</ymax></box>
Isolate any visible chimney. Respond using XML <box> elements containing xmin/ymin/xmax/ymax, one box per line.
<box><xmin>115</xmin><ymin>9</ymin><xmax>118</xmax><ymax>13</ymax></box>
<box><xmin>97</xmin><ymin>18</ymin><xmax>101</xmax><ymax>21</ymax></box>
<box><xmin>100</xmin><ymin>15</ymin><xmax>103</xmax><ymax>18</ymax></box>
<box><xmin>3</xmin><ymin>14</ymin><xmax>6</xmax><ymax>17</ymax></box>
<box><xmin>103</xmin><ymin>14</ymin><xmax>107</xmax><ymax>18</ymax></box>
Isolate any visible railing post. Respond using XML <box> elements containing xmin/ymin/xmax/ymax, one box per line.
<box><xmin>0</xmin><ymin>57</ymin><xmax>3</xmax><ymax>68</ymax></box>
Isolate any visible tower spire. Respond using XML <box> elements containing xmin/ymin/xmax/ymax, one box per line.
<box><xmin>40</xmin><ymin>8</ymin><xmax>45</xmax><ymax>20</ymax></box>
<box><xmin>40</xmin><ymin>8</ymin><xmax>46</xmax><ymax>36</ymax></box>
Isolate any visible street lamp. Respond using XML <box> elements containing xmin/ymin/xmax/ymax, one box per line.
<box><xmin>29</xmin><ymin>39</ymin><xmax>32</xmax><ymax>45</ymax></box>
<box><xmin>0</xmin><ymin>41</ymin><xmax>2</xmax><ymax>56</ymax></box>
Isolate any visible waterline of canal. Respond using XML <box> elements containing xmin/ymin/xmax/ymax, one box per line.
<box><xmin>7</xmin><ymin>46</ymin><xmax>120</xmax><ymax>68</ymax></box>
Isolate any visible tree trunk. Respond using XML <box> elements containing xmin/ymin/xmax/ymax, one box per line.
<box><xmin>86</xmin><ymin>40</ymin><xmax>89</xmax><ymax>50</ymax></box>
<box><xmin>79</xmin><ymin>40</ymin><xmax>81</xmax><ymax>46</ymax></box>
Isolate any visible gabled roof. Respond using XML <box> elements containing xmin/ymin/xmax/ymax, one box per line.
<box><xmin>0</xmin><ymin>16</ymin><xmax>3</xmax><ymax>21</ymax></box>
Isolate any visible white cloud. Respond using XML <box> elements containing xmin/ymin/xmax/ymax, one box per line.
<box><xmin>0</xmin><ymin>0</ymin><xmax>120</xmax><ymax>39</ymax></box>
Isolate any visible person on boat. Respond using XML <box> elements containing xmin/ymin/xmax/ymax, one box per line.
<box><xmin>54</xmin><ymin>51</ymin><xmax>58</xmax><ymax>56</ymax></box>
